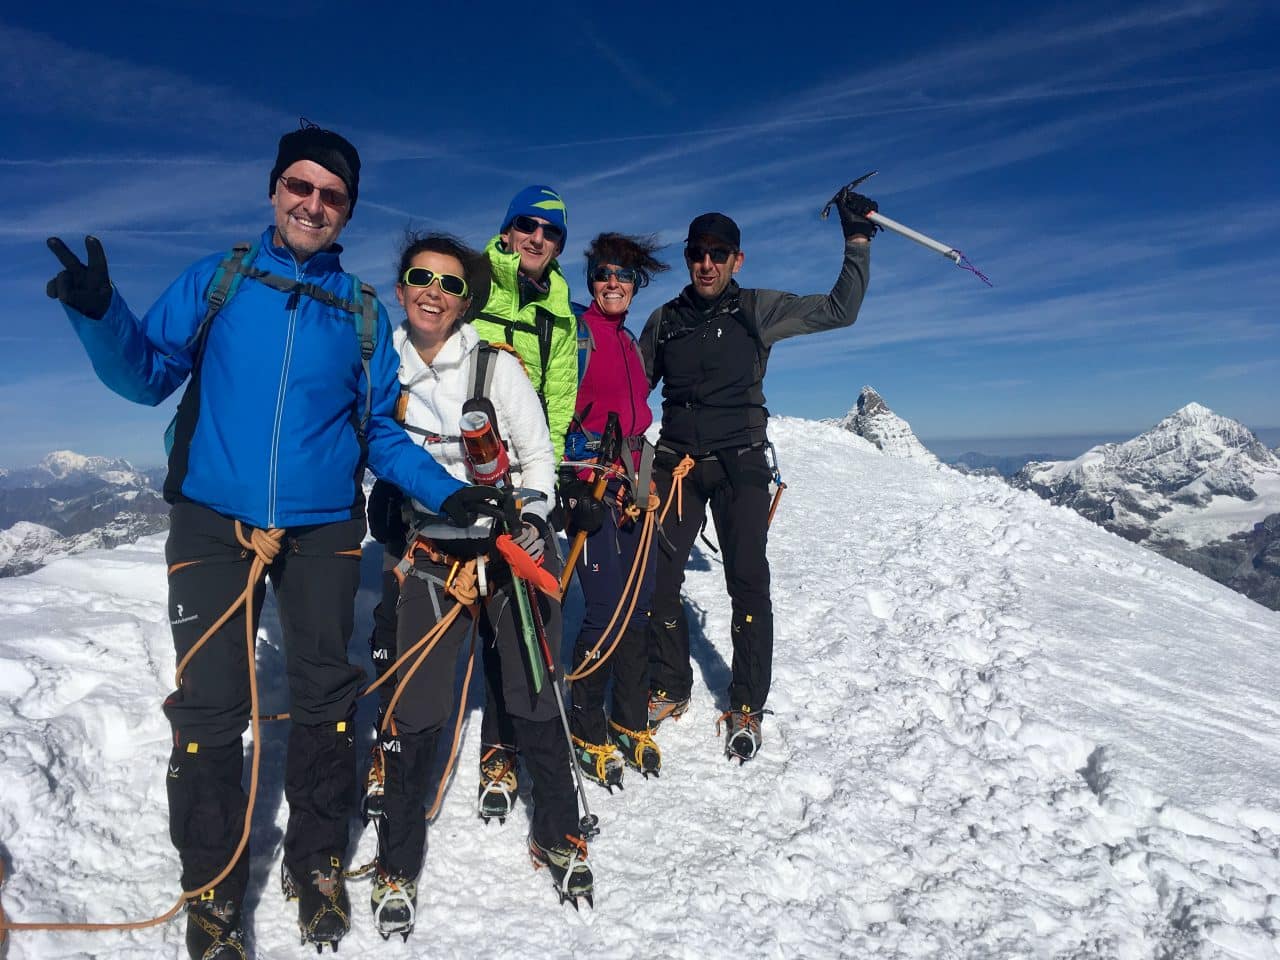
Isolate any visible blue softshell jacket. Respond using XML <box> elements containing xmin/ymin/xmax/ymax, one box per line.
<box><xmin>62</xmin><ymin>226</ymin><xmax>463</xmax><ymax>529</ymax></box>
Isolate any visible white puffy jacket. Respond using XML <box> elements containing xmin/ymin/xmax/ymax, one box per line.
<box><xmin>395</xmin><ymin>323</ymin><xmax>555</xmax><ymax>539</ymax></box>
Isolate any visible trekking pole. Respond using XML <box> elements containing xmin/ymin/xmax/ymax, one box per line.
<box><xmin>559</xmin><ymin>413</ymin><xmax>623</xmax><ymax>596</ymax></box>
<box><xmin>822</xmin><ymin>171</ymin><xmax>992</xmax><ymax>285</ymax></box>
<box><xmin>496</xmin><ymin>532</ymin><xmax>600</xmax><ymax>840</ymax></box>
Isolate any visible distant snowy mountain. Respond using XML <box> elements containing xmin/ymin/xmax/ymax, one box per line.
<box><xmin>1013</xmin><ymin>403</ymin><xmax>1280</xmax><ymax>609</ymax></box>
<box><xmin>0</xmin><ymin>450</ymin><xmax>168</xmax><ymax>577</ymax></box>
<box><xmin>0</xmin><ymin>450</ymin><xmax>153</xmax><ymax>489</ymax></box>
<box><xmin>1</xmin><ymin>415</ymin><xmax>1277</xmax><ymax>958</ymax></box>
<box><xmin>831</xmin><ymin>385</ymin><xmax>937</xmax><ymax>462</ymax></box>
<box><xmin>947</xmin><ymin>451</ymin><xmax>1062</xmax><ymax>478</ymax></box>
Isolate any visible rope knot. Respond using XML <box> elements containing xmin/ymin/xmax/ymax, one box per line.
<box><xmin>235</xmin><ymin>522</ymin><xmax>285</xmax><ymax>564</ymax></box>
<box><xmin>446</xmin><ymin>561</ymin><xmax>480</xmax><ymax>606</ymax></box>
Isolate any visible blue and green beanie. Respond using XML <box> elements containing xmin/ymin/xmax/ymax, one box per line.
<box><xmin>501</xmin><ymin>185</ymin><xmax>568</xmax><ymax>251</ymax></box>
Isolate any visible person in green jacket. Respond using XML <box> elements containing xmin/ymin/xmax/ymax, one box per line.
<box><xmin>468</xmin><ymin>185</ymin><xmax>581</xmax><ymax>821</ymax></box>
<box><xmin>470</xmin><ymin>185</ymin><xmax>578</xmax><ymax>462</ymax></box>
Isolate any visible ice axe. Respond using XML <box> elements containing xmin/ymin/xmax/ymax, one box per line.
<box><xmin>822</xmin><ymin>171</ymin><xmax>992</xmax><ymax>286</ymax></box>
<box><xmin>559</xmin><ymin>412</ymin><xmax>623</xmax><ymax>596</ymax></box>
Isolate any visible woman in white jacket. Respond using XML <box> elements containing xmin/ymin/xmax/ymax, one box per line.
<box><xmin>370</xmin><ymin>234</ymin><xmax>591</xmax><ymax>938</ymax></box>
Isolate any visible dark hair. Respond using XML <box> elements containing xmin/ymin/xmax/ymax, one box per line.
<box><xmin>583</xmin><ymin>232</ymin><xmax>669</xmax><ymax>289</ymax></box>
<box><xmin>395</xmin><ymin>230</ymin><xmax>491</xmax><ymax>320</ymax></box>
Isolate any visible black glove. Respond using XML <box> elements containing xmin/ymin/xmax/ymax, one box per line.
<box><xmin>439</xmin><ymin>484</ymin><xmax>509</xmax><ymax>528</ymax></box>
<box><xmin>46</xmin><ymin>236</ymin><xmax>113</xmax><ymax>320</ymax></box>
<box><xmin>559</xmin><ymin>478</ymin><xmax>604</xmax><ymax>536</ymax></box>
<box><xmin>367</xmin><ymin>479</ymin><xmax>407</xmax><ymax>546</ymax></box>
<box><xmin>511</xmin><ymin>513</ymin><xmax>549</xmax><ymax>562</ymax></box>
<box><xmin>836</xmin><ymin>191</ymin><xmax>879</xmax><ymax>241</ymax></box>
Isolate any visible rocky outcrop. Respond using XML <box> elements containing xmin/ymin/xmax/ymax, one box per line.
<box><xmin>833</xmin><ymin>386</ymin><xmax>937</xmax><ymax>463</ymax></box>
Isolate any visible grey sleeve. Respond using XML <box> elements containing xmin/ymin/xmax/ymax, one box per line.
<box><xmin>638</xmin><ymin>306</ymin><xmax>662</xmax><ymax>388</ymax></box>
<box><xmin>754</xmin><ymin>241</ymin><xmax>871</xmax><ymax>349</ymax></box>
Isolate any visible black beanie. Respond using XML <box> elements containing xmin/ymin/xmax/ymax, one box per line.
<box><xmin>269</xmin><ymin>119</ymin><xmax>361</xmax><ymax>216</ymax></box>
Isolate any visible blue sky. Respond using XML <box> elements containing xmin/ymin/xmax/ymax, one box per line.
<box><xmin>1</xmin><ymin>1</ymin><xmax>1277</xmax><ymax>468</ymax></box>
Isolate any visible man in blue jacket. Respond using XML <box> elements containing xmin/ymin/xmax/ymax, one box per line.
<box><xmin>45</xmin><ymin>121</ymin><xmax>502</xmax><ymax>959</ymax></box>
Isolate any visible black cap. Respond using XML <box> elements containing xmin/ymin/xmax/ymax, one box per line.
<box><xmin>269</xmin><ymin>119</ymin><xmax>361</xmax><ymax>216</ymax></box>
<box><xmin>685</xmin><ymin>212</ymin><xmax>740</xmax><ymax>250</ymax></box>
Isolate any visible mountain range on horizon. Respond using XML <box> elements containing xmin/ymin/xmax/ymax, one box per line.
<box><xmin>0</xmin><ymin>450</ymin><xmax>168</xmax><ymax>577</ymax></box>
<box><xmin>4</xmin><ymin>395</ymin><xmax>1279</xmax><ymax>610</ymax></box>
<box><xmin>835</xmin><ymin>388</ymin><xmax>1280</xmax><ymax>611</ymax></box>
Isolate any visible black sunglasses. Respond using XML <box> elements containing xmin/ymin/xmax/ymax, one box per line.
<box><xmin>509</xmin><ymin>214</ymin><xmax>566</xmax><ymax>244</ymax></box>
<box><xmin>401</xmin><ymin>267</ymin><xmax>469</xmax><ymax>297</ymax></box>
<box><xmin>590</xmin><ymin>266</ymin><xmax>638</xmax><ymax>285</ymax></box>
<box><xmin>278</xmin><ymin>175</ymin><xmax>350</xmax><ymax>210</ymax></box>
<box><xmin>685</xmin><ymin>244</ymin><xmax>735</xmax><ymax>264</ymax></box>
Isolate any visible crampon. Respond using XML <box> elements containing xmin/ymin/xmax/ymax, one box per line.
<box><xmin>528</xmin><ymin>834</ymin><xmax>594</xmax><ymax>910</ymax></box>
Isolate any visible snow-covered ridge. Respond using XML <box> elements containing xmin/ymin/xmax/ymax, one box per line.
<box><xmin>830</xmin><ymin>385</ymin><xmax>938</xmax><ymax>462</ymax></box>
<box><xmin>1</xmin><ymin>415</ymin><xmax>1277</xmax><ymax>958</ymax></box>
<box><xmin>1014</xmin><ymin>402</ymin><xmax>1280</xmax><ymax>548</ymax></box>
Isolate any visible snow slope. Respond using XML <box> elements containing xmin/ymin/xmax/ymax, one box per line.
<box><xmin>1</xmin><ymin>416</ymin><xmax>1278</xmax><ymax>959</ymax></box>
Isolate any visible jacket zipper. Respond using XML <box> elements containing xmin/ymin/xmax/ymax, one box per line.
<box><xmin>267</xmin><ymin>263</ymin><xmax>302</xmax><ymax>527</ymax></box>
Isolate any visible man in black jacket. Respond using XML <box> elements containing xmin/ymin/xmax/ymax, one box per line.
<box><xmin>638</xmin><ymin>191</ymin><xmax>877</xmax><ymax>762</ymax></box>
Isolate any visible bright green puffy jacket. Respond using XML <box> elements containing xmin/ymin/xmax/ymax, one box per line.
<box><xmin>471</xmin><ymin>237</ymin><xmax>578</xmax><ymax>461</ymax></box>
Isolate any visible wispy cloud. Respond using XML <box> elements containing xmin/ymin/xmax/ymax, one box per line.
<box><xmin>578</xmin><ymin>24</ymin><xmax>676</xmax><ymax>108</ymax></box>
<box><xmin>1203</xmin><ymin>360</ymin><xmax>1278</xmax><ymax>380</ymax></box>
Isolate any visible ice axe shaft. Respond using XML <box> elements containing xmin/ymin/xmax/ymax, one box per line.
<box><xmin>866</xmin><ymin>211</ymin><xmax>961</xmax><ymax>264</ymax></box>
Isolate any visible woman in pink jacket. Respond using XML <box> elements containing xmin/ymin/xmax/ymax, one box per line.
<box><xmin>563</xmin><ymin>233</ymin><xmax>668</xmax><ymax>788</ymax></box>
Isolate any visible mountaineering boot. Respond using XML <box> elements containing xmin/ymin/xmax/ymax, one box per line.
<box><xmin>528</xmin><ymin>834</ymin><xmax>594</xmax><ymax>909</ymax></box>
<box><xmin>361</xmin><ymin>741</ymin><xmax>385</xmax><ymax>824</ymax></box>
<box><xmin>647</xmin><ymin>689</ymin><xmax>689</xmax><ymax>730</ymax></box>
<box><xmin>609</xmin><ymin>719</ymin><xmax>661</xmax><ymax>778</ymax></box>
<box><xmin>281</xmin><ymin>858</ymin><xmax>351</xmax><ymax>952</ymax></box>
<box><xmin>572</xmin><ymin>736</ymin><xmax>625</xmax><ymax>791</ymax></box>
<box><xmin>478</xmin><ymin>743</ymin><xmax>518</xmax><ymax>824</ymax></box>
<box><xmin>185</xmin><ymin>890</ymin><xmax>247</xmax><ymax>960</ymax></box>
<box><xmin>370</xmin><ymin>870</ymin><xmax>418</xmax><ymax>942</ymax></box>
<box><xmin>718</xmin><ymin>706</ymin><xmax>768</xmax><ymax>764</ymax></box>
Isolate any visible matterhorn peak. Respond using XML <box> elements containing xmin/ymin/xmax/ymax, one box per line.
<box><xmin>856</xmin><ymin>385</ymin><xmax>889</xmax><ymax>418</ymax></box>
<box><xmin>833</xmin><ymin>386</ymin><xmax>937</xmax><ymax>462</ymax></box>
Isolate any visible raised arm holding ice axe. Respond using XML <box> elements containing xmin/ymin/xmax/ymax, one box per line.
<box><xmin>823</xmin><ymin>170</ymin><xmax>992</xmax><ymax>285</ymax></box>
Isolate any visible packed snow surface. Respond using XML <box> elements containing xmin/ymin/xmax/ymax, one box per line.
<box><xmin>1</xmin><ymin>416</ymin><xmax>1278</xmax><ymax>958</ymax></box>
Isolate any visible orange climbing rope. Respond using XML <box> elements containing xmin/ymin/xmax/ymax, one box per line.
<box><xmin>0</xmin><ymin>522</ymin><xmax>283</xmax><ymax>941</ymax></box>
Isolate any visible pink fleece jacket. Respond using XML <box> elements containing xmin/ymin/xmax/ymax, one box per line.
<box><xmin>575</xmin><ymin>301</ymin><xmax>652</xmax><ymax>468</ymax></box>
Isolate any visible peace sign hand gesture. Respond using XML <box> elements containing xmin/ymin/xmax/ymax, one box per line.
<box><xmin>46</xmin><ymin>236</ymin><xmax>113</xmax><ymax>320</ymax></box>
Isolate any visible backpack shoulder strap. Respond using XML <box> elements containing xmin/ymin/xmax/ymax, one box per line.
<box><xmin>185</xmin><ymin>241</ymin><xmax>259</xmax><ymax>354</ymax></box>
<box><xmin>204</xmin><ymin>241</ymin><xmax>259</xmax><ymax>322</ymax></box>
<box><xmin>349</xmin><ymin>275</ymin><xmax>379</xmax><ymax>439</ymax></box>
<box><xmin>469</xmin><ymin>340</ymin><xmax>521</xmax><ymax>401</ymax></box>
<box><xmin>575</xmin><ymin>313</ymin><xmax>594</xmax><ymax>385</ymax></box>
<box><xmin>165</xmin><ymin>241</ymin><xmax>260</xmax><ymax>456</ymax></box>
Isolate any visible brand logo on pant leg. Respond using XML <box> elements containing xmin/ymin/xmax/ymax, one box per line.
<box><xmin>170</xmin><ymin>603</ymin><xmax>199</xmax><ymax>626</ymax></box>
